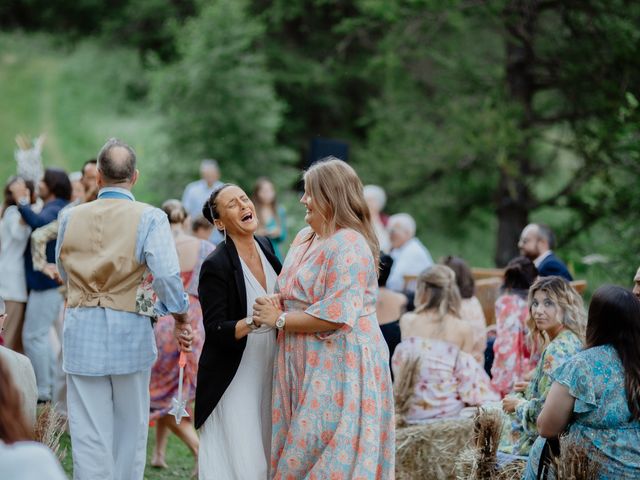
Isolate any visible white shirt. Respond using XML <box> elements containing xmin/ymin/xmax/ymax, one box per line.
<box><xmin>0</xmin><ymin>206</ymin><xmax>31</xmax><ymax>302</ymax></box>
<box><xmin>533</xmin><ymin>249</ymin><xmax>553</xmax><ymax>268</ymax></box>
<box><xmin>387</xmin><ymin>237</ymin><xmax>434</xmax><ymax>292</ymax></box>
<box><xmin>0</xmin><ymin>441</ymin><xmax>67</xmax><ymax>480</ymax></box>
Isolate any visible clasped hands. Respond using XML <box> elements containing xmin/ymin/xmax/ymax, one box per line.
<box><xmin>252</xmin><ymin>294</ymin><xmax>282</xmax><ymax>328</ymax></box>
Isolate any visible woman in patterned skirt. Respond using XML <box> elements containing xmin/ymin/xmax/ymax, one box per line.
<box><xmin>149</xmin><ymin>200</ymin><xmax>214</xmax><ymax>469</ymax></box>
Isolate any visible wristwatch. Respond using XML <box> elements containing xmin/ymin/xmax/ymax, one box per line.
<box><xmin>245</xmin><ymin>316</ymin><xmax>259</xmax><ymax>331</ymax></box>
<box><xmin>275</xmin><ymin>312</ymin><xmax>287</xmax><ymax>331</ymax></box>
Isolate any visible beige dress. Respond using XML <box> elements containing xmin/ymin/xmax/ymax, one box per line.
<box><xmin>459</xmin><ymin>296</ymin><xmax>487</xmax><ymax>366</ymax></box>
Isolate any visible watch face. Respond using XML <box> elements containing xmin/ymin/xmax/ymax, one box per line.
<box><xmin>276</xmin><ymin>315</ymin><xmax>285</xmax><ymax>328</ymax></box>
<box><xmin>245</xmin><ymin>317</ymin><xmax>254</xmax><ymax>326</ymax></box>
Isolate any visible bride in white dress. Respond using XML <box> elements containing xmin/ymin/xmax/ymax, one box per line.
<box><xmin>195</xmin><ymin>184</ymin><xmax>282</xmax><ymax>480</ymax></box>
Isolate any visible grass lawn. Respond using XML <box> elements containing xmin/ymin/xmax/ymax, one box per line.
<box><xmin>59</xmin><ymin>423</ymin><xmax>197</xmax><ymax>479</ymax></box>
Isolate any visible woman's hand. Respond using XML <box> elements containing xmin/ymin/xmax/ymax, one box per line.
<box><xmin>513</xmin><ymin>381</ymin><xmax>530</xmax><ymax>393</ymax></box>
<box><xmin>253</xmin><ymin>296</ymin><xmax>282</xmax><ymax>327</ymax></box>
<box><xmin>502</xmin><ymin>395</ymin><xmax>522</xmax><ymax>414</ymax></box>
<box><xmin>43</xmin><ymin>263</ymin><xmax>62</xmax><ymax>283</ymax></box>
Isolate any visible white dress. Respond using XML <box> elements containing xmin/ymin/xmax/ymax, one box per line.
<box><xmin>0</xmin><ymin>205</ymin><xmax>31</xmax><ymax>302</ymax></box>
<box><xmin>198</xmin><ymin>242</ymin><xmax>278</xmax><ymax>480</ymax></box>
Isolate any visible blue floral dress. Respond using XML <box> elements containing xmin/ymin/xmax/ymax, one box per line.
<box><xmin>525</xmin><ymin>345</ymin><xmax>640</xmax><ymax>479</ymax></box>
<box><xmin>499</xmin><ymin>329</ymin><xmax>582</xmax><ymax>456</ymax></box>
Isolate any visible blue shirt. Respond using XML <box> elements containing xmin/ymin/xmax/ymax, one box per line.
<box><xmin>18</xmin><ymin>197</ymin><xmax>69</xmax><ymax>291</ymax></box>
<box><xmin>56</xmin><ymin>187</ymin><xmax>189</xmax><ymax>376</ymax></box>
<box><xmin>181</xmin><ymin>178</ymin><xmax>223</xmax><ymax>219</ymax></box>
<box><xmin>182</xmin><ymin>179</ymin><xmax>224</xmax><ymax>245</ymax></box>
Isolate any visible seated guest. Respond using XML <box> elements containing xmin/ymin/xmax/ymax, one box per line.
<box><xmin>442</xmin><ymin>255</ymin><xmax>487</xmax><ymax>366</ymax></box>
<box><xmin>499</xmin><ymin>276</ymin><xmax>585</xmax><ymax>457</ymax></box>
<box><xmin>393</xmin><ymin>265</ymin><xmax>498</xmax><ymax>422</ymax></box>
<box><xmin>363</xmin><ymin>185</ymin><xmax>391</xmax><ymax>253</ymax></box>
<box><xmin>387</xmin><ymin>213</ymin><xmax>433</xmax><ymax>292</ymax></box>
<box><xmin>376</xmin><ymin>254</ymin><xmax>408</xmax><ymax>371</ymax></box>
<box><xmin>0</xmin><ymin>356</ymin><xmax>67</xmax><ymax>480</ymax></box>
<box><xmin>0</xmin><ymin>297</ymin><xmax>38</xmax><ymax>428</ymax></box>
<box><xmin>525</xmin><ymin>285</ymin><xmax>640</xmax><ymax>479</ymax></box>
<box><xmin>191</xmin><ymin>214</ymin><xmax>214</xmax><ymax>241</ymax></box>
<box><xmin>491</xmin><ymin>256</ymin><xmax>539</xmax><ymax>397</ymax></box>
<box><xmin>518</xmin><ymin>223</ymin><xmax>572</xmax><ymax>281</ymax></box>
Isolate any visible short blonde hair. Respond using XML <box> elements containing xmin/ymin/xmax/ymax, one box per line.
<box><xmin>303</xmin><ymin>158</ymin><xmax>379</xmax><ymax>267</ymax></box>
<box><xmin>527</xmin><ymin>276</ymin><xmax>586</xmax><ymax>349</ymax></box>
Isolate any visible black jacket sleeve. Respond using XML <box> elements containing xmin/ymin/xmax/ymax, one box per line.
<box><xmin>197</xmin><ymin>258</ymin><xmax>247</xmax><ymax>353</ymax></box>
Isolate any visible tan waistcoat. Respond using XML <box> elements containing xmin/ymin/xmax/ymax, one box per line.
<box><xmin>59</xmin><ymin>198</ymin><xmax>154</xmax><ymax>316</ymax></box>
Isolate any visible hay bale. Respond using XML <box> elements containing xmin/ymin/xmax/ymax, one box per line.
<box><xmin>34</xmin><ymin>403</ymin><xmax>67</xmax><ymax>463</ymax></box>
<box><xmin>394</xmin><ymin>355</ymin><xmax>421</xmax><ymax>428</ymax></box>
<box><xmin>455</xmin><ymin>409</ymin><xmax>525</xmax><ymax>480</ymax></box>
<box><xmin>552</xmin><ymin>438</ymin><xmax>601</xmax><ymax>480</ymax></box>
<box><xmin>396</xmin><ymin>417</ymin><xmax>474</xmax><ymax>480</ymax></box>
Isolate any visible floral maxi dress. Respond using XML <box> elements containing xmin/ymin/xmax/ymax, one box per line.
<box><xmin>271</xmin><ymin>228</ymin><xmax>395</xmax><ymax>479</ymax></box>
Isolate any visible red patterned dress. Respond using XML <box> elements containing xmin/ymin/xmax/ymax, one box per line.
<box><xmin>150</xmin><ymin>240</ymin><xmax>214</xmax><ymax>419</ymax></box>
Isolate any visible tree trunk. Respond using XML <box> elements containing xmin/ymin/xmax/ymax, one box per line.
<box><xmin>495</xmin><ymin>0</ymin><xmax>537</xmax><ymax>267</ymax></box>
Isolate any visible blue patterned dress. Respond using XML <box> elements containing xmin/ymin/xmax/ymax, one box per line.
<box><xmin>525</xmin><ymin>345</ymin><xmax>640</xmax><ymax>479</ymax></box>
<box><xmin>499</xmin><ymin>329</ymin><xmax>582</xmax><ymax>456</ymax></box>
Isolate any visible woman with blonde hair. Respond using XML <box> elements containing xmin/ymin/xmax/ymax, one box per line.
<box><xmin>393</xmin><ymin>265</ymin><xmax>498</xmax><ymax>421</ymax></box>
<box><xmin>499</xmin><ymin>276</ymin><xmax>585</xmax><ymax>458</ymax></box>
<box><xmin>148</xmin><ymin>199</ymin><xmax>215</xmax><ymax>470</ymax></box>
<box><xmin>252</xmin><ymin>157</ymin><xmax>395</xmax><ymax>479</ymax></box>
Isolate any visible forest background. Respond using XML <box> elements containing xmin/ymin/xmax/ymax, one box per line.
<box><xmin>2</xmin><ymin>0</ymin><xmax>640</xmax><ymax>294</ymax></box>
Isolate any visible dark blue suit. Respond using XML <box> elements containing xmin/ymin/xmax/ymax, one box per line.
<box><xmin>537</xmin><ymin>251</ymin><xmax>573</xmax><ymax>281</ymax></box>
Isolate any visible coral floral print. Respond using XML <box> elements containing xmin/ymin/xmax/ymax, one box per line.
<box><xmin>490</xmin><ymin>294</ymin><xmax>538</xmax><ymax>397</ymax></box>
<box><xmin>270</xmin><ymin>227</ymin><xmax>395</xmax><ymax>479</ymax></box>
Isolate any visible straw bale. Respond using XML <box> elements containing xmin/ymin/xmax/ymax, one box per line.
<box><xmin>396</xmin><ymin>416</ymin><xmax>474</xmax><ymax>480</ymax></box>
<box><xmin>34</xmin><ymin>403</ymin><xmax>67</xmax><ymax>463</ymax></box>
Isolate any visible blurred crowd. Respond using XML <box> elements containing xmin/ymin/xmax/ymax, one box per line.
<box><xmin>1</xmin><ymin>138</ymin><xmax>639</xmax><ymax>479</ymax></box>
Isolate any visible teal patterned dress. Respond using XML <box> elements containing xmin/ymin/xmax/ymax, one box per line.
<box><xmin>525</xmin><ymin>345</ymin><xmax>640</xmax><ymax>479</ymax></box>
<box><xmin>499</xmin><ymin>329</ymin><xmax>582</xmax><ymax>456</ymax></box>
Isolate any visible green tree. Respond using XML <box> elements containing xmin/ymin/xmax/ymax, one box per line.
<box><xmin>151</xmin><ymin>0</ymin><xmax>295</xmax><ymax>194</ymax></box>
<box><xmin>353</xmin><ymin>0</ymin><xmax>640</xmax><ymax>267</ymax></box>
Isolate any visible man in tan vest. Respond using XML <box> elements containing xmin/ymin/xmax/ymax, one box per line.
<box><xmin>56</xmin><ymin>138</ymin><xmax>192</xmax><ymax>480</ymax></box>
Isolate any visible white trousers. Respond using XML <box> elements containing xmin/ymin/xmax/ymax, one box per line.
<box><xmin>67</xmin><ymin>370</ymin><xmax>151</xmax><ymax>480</ymax></box>
<box><xmin>23</xmin><ymin>288</ymin><xmax>64</xmax><ymax>400</ymax></box>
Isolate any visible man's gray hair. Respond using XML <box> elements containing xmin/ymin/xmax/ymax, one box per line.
<box><xmin>389</xmin><ymin>213</ymin><xmax>416</xmax><ymax>237</ymax></box>
<box><xmin>200</xmin><ymin>159</ymin><xmax>219</xmax><ymax>171</ymax></box>
<box><xmin>363</xmin><ymin>185</ymin><xmax>387</xmax><ymax>211</ymax></box>
<box><xmin>535</xmin><ymin>223</ymin><xmax>556</xmax><ymax>250</ymax></box>
<box><xmin>97</xmin><ymin>138</ymin><xmax>137</xmax><ymax>183</ymax></box>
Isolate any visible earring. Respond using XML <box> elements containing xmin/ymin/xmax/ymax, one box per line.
<box><xmin>223</xmin><ymin>228</ymin><xmax>227</xmax><ymax>243</ymax></box>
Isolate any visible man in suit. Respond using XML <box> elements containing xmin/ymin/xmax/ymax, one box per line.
<box><xmin>518</xmin><ymin>223</ymin><xmax>573</xmax><ymax>281</ymax></box>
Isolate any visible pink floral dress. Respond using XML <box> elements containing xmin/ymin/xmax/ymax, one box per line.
<box><xmin>271</xmin><ymin>228</ymin><xmax>395</xmax><ymax>480</ymax></box>
<box><xmin>490</xmin><ymin>293</ymin><xmax>538</xmax><ymax>397</ymax></box>
<box><xmin>392</xmin><ymin>337</ymin><xmax>499</xmax><ymax>421</ymax></box>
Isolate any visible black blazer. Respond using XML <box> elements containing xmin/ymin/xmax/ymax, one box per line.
<box><xmin>194</xmin><ymin>235</ymin><xmax>282</xmax><ymax>429</ymax></box>
<box><xmin>538</xmin><ymin>252</ymin><xmax>573</xmax><ymax>282</ymax></box>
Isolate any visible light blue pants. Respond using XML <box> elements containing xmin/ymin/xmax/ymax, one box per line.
<box><xmin>67</xmin><ymin>370</ymin><xmax>151</xmax><ymax>480</ymax></box>
<box><xmin>22</xmin><ymin>288</ymin><xmax>64</xmax><ymax>401</ymax></box>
